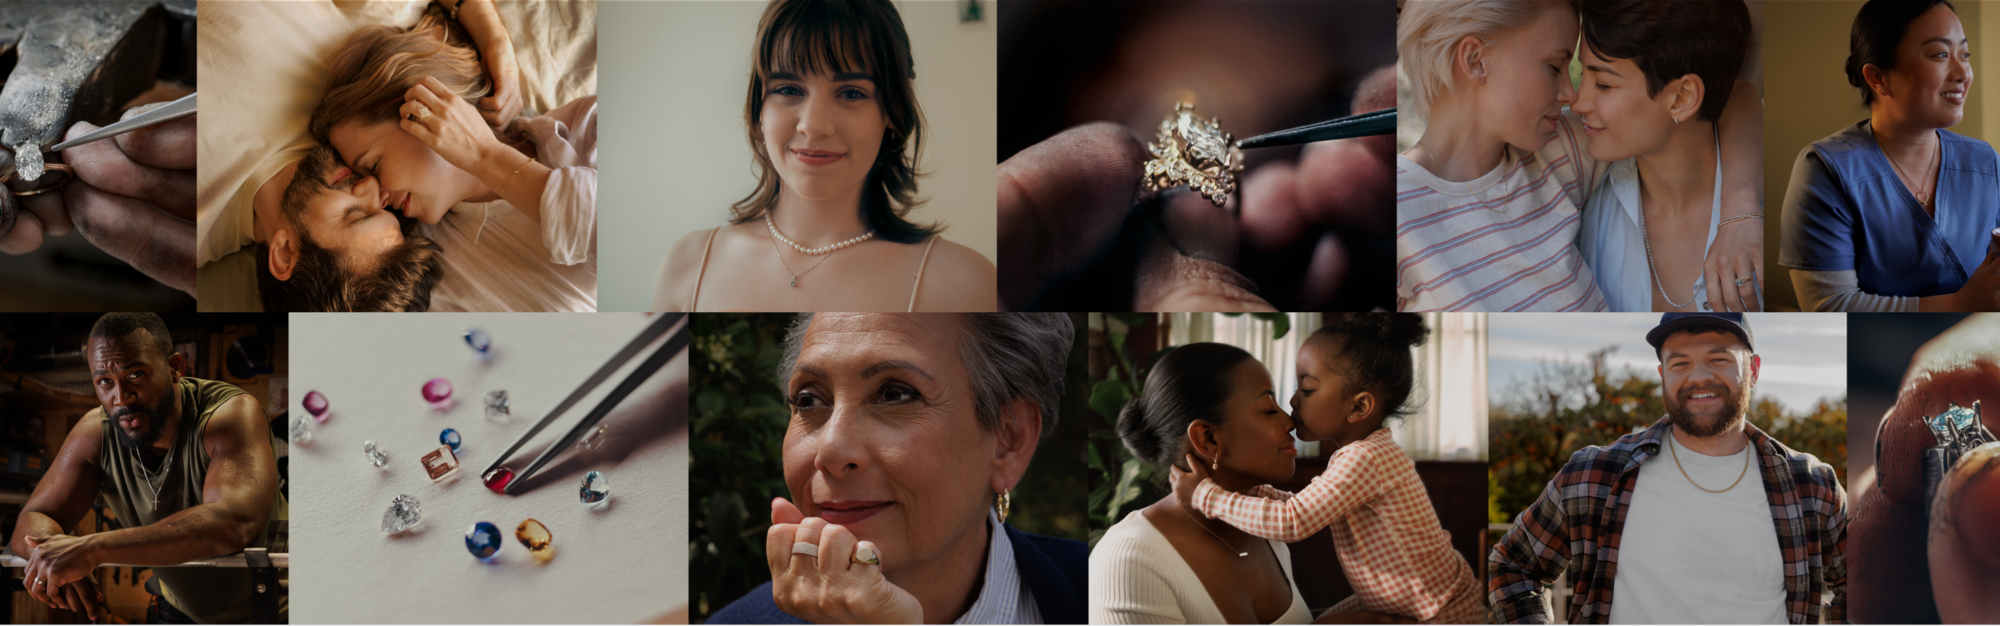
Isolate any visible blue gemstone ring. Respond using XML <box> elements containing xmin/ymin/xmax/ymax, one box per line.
<box><xmin>466</xmin><ymin>521</ymin><xmax>502</xmax><ymax>560</ymax></box>
<box><xmin>1924</xmin><ymin>402</ymin><xmax>1999</xmax><ymax>508</ymax></box>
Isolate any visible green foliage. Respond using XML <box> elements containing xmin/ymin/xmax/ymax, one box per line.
<box><xmin>688</xmin><ymin>313</ymin><xmax>1091</xmax><ymax>623</ymax></box>
<box><xmin>1488</xmin><ymin>350</ymin><xmax>1849</xmax><ymax>529</ymax></box>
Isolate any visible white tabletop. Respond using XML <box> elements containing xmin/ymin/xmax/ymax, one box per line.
<box><xmin>288</xmin><ymin>313</ymin><xmax>688</xmax><ymax>624</ymax></box>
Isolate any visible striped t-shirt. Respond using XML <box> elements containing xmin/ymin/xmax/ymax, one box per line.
<box><xmin>1396</xmin><ymin>110</ymin><xmax>1610</xmax><ymax>311</ymax></box>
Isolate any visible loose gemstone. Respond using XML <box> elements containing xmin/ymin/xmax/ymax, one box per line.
<box><xmin>382</xmin><ymin>494</ymin><xmax>421</xmax><ymax>533</ymax></box>
<box><xmin>289</xmin><ymin>416</ymin><xmax>312</xmax><ymax>445</ymax></box>
<box><xmin>465</xmin><ymin>521</ymin><xmax>501</xmax><ymax>560</ymax></box>
<box><xmin>422</xmin><ymin>378</ymin><xmax>454</xmax><ymax>410</ymax></box>
<box><xmin>421</xmin><ymin>445</ymin><xmax>460</xmax><ymax>481</ymax></box>
<box><xmin>484</xmin><ymin>389</ymin><xmax>510</xmax><ymax>422</ymax></box>
<box><xmin>580</xmin><ymin>471</ymin><xmax>609</xmax><ymax>504</ymax></box>
<box><xmin>440</xmin><ymin>428</ymin><xmax>463</xmax><ymax>453</ymax></box>
<box><xmin>463</xmin><ymin>327</ymin><xmax>492</xmax><ymax>355</ymax></box>
<box><xmin>483</xmin><ymin>466</ymin><xmax>514</xmax><ymax>494</ymax></box>
<box><xmin>575</xmin><ymin>424</ymin><xmax>608</xmax><ymax>451</ymax></box>
<box><xmin>516</xmin><ymin>519</ymin><xmax>553</xmax><ymax>561</ymax></box>
<box><xmin>363</xmin><ymin>440</ymin><xmax>388</xmax><ymax>468</ymax></box>
<box><xmin>304</xmin><ymin>390</ymin><xmax>330</xmax><ymax>422</ymax></box>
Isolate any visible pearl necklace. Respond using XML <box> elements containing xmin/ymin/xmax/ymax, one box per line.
<box><xmin>766</xmin><ymin>214</ymin><xmax>873</xmax><ymax>255</ymax></box>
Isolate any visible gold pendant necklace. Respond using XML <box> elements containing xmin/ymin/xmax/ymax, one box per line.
<box><xmin>1179</xmin><ymin>500</ymin><xmax>1248</xmax><ymax>557</ymax></box>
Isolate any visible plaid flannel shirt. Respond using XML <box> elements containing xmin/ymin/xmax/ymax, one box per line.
<box><xmin>1487</xmin><ymin>417</ymin><xmax>1847</xmax><ymax>624</ymax></box>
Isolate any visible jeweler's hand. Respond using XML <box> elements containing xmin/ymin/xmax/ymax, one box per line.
<box><xmin>995</xmin><ymin>122</ymin><xmax>1274</xmax><ymax>311</ymax></box>
<box><xmin>402</xmin><ymin>76</ymin><xmax>508</xmax><ymax>175</ymax></box>
<box><xmin>21</xmin><ymin>533</ymin><xmax>97</xmax><ymax>609</ymax></box>
<box><xmin>1853</xmin><ymin>313</ymin><xmax>2000</xmax><ymax>622</ymax></box>
<box><xmin>765</xmin><ymin>497</ymin><xmax>922</xmax><ymax>624</ymax></box>
<box><xmin>57</xmin><ymin>105</ymin><xmax>197</xmax><ymax>296</ymax></box>
<box><xmin>1702</xmin><ymin>217</ymin><xmax>1763</xmax><ymax>312</ymax></box>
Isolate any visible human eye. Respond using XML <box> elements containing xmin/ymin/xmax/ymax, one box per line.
<box><xmin>875</xmin><ymin>382</ymin><xmax>921</xmax><ymax>405</ymax></box>
<box><xmin>788</xmin><ymin>387</ymin><xmax>829</xmax><ymax>412</ymax></box>
<box><xmin>839</xmin><ymin>86</ymin><xmax>871</xmax><ymax>100</ymax></box>
<box><xmin>770</xmin><ymin>84</ymin><xmax>805</xmax><ymax>97</ymax></box>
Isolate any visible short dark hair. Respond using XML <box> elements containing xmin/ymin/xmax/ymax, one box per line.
<box><xmin>1580</xmin><ymin>0</ymin><xmax>1751</xmax><ymax>123</ymax></box>
<box><xmin>1307</xmin><ymin>313</ymin><xmax>1429</xmax><ymax>424</ymax></box>
<box><xmin>1655</xmin><ymin>322</ymin><xmax>1752</xmax><ymax>360</ymax></box>
<box><xmin>255</xmin><ymin>146</ymin><xmax>445</xmax><ymax>312</ymax></box>
<box><xmin>732</xmin><ymin>0</ymin><xmax>939</xmax><ymax>244</ymax></box>
<box><xmin>1116</xmin><ymin>343</ymin><xmax>1259</xmax><ymax>467</ymax></box>
<box><xmin>87</xmin><ymin>313</ymin><xmax>173</xmax><ymax>359</ymax></box>
<box><xmin>1846</xmin><ymin>0</ymin><xmax>1957</xmax><ymax>106</ymax></box>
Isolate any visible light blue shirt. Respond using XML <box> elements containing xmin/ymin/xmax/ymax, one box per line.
<box><xmin>954</xmin><ymin>509</ymin><xmax>1041</xmax><ymax>625</ymax></box>
<box><xmin>1578</xmin><ymin>142</ymin><xmax>1723</xmax><ymax>311</ymax></box>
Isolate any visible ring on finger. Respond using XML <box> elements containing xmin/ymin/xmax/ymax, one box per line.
<box><xmin>415</xmin><ymin>104</ymin><xmax>434</xmax><ymax>121</ymax></box>
<box><xmin>1735</xmin><ymin>277</ymin><xmax>1750</xmax><ymax>286</ymax></box>
<box><xmin>851</xmin><ymin>542</ymin><xmax>881</xmax><ymax>565</ymax></box>
<box><xmin>791</xmin><ymin>541</ymin><xmax>819</xmax><ymax>558</ymax></box>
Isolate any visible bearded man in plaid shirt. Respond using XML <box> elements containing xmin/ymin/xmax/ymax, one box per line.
<box><xmin>1488</xmin><ymin>313</ymin><xmax>1846</xmax><ymax>624</ymax></box>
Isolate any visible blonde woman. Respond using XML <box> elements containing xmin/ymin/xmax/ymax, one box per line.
<box><xmin>1395</xmin><ymin>0</ymin><xmax>1762</xmax><ymax>312</ymax></box>
<box><xmin>650</xmin><ymin>0</ymin><xmax>995</xmax><ymax>313</ymax></box>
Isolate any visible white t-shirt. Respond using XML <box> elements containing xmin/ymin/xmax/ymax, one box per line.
<box><xmin>1089</xmin><ymin>510</ymin><xmax>1310</xmax><ymax>624</ymax></box>
<box><xmin>1609</xmin><ymin>431</ymin><xmax>1786</xmax><ymax>624</ymax></box>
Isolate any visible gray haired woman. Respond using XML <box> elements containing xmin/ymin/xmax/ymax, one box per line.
<box><xmin>709</xmin><ymin>313</ymin><xmax>1088</xmax><ymax>624</ymax></box>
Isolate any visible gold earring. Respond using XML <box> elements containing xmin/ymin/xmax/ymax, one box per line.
<box><xmin>996</xmin><ymin>489</ymin><xmax>1011</xmax><ymax>524</ymax></box>
<box><xmin>1211</xmin><ymin>451</ymin><xmax>1220</xmax><ymax>471</ymax></box>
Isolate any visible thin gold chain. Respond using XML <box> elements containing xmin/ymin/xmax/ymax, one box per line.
<box><xmin>1667</xmin><ymin>431</ymin><xmax>1750</xmax><ymax>493</ymax></box>
<box><xmin>1179</xmin><ymin>490</ymin><xmax>1248</xmax><ymax>557</ymax></box>
<box><xmin>1884</xmin><ymin>133</ymin><xmax>1940</xmax><ymax>206</ymax></box>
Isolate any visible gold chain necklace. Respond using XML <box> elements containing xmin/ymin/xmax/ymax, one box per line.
<box><xmin>1884</xmin><ymin>133</ymin><xmax>1940</xmax><ymax>206</ymax></box>
<box><xmin>1667</xmin><ymin>431</ymin><xmax>1750</xmax><ymax>493</ymax></box>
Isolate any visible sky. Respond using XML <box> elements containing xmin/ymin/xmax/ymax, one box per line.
<box><xmin>1488</xmin><ymin>313</ymin><xmax>1847</xmax><ymax>415</ymax></box>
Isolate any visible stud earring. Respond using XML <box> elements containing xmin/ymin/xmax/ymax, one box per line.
<box><xmin>1211</xmin><ymin>451</ymin><xmax>1220</xmax><ymax>471</ymax></box>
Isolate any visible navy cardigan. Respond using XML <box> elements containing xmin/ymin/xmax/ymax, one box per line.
<box><xmin>707</xmin><ymin>524</ymin><xmax>1087</xmax><ymax>624</ymax></box>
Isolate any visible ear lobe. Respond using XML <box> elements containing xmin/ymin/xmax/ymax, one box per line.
<box><xmin>268</xmin><ymin>230</ymin><xmax>299</xmax><ymax>281</ymax></box>
<box><xmin>1456</xmin><ymin>35</ymin><xmax>1490</xmax><ymax>86</ymax></box>
<box><xmin>1673</xmin><ymin>75</ymin><xmax>1706</xmax><ymax>123</ymax></box>
<box><xmin>1350</xmin><ymin>391</ymin><xmax>1377</xmax><ymax>424</ymax></box>
<box><xmin>993</xmin><ymin>398</ymin><xmax>1044</xmax><ymax>494</ymax></box>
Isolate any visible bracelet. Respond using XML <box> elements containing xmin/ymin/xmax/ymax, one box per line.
<box><xmin>1717</xmin><ymin>214</ymin><xmax>1763</xmax><ymax>228</ymax></box>
<box><xmin>501</xmin><ymin>155</ymin><xmax>535</xmax><ymax>195</ymax></box>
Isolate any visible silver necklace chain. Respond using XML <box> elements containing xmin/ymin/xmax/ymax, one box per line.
<box><xmin>1639</xmin><ymin>207</ymin><xmax>1698</xmax><ymax>309</ymax></box>
<box><xmin>765</xmin><ymin>226</ymin><xmax>836</xmax><ymax>288</ymax></box>
<box><xmin>131</xmin><ymin>430</ymin><xmax>176</xmax><ymax>512</ymax></box>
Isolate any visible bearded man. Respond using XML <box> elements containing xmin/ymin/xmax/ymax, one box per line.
<box><xmin>1487</xmin><ymin>313</ymin><xmax>1847</xmax><ymax>624</ymax></box>
<box><xmin>7</xmin><ymin>313</ymin><xmax>286</xmax><ymax>623</ymax></box>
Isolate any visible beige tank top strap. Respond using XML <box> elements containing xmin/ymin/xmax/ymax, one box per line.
<box><xmin>908</xmin><ymin>236</ymin><xmax>940</xmax><ymax>312</ymax></box>
<box><xmin>690</xmin><ymin>226</ymin><xmax>720</xmax><ymax>311</ymax></box>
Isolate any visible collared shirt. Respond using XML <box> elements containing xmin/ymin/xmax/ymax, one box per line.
<box><xmin>1488</xmin><ymin>418</ymin><xmax>1847</xmax><ymax>624</ymax></box>
<box><xmin>956</xmin><ymin>508</ymin><xmax>1042</xmax><ymax>625</ymax></box>
<box><xmin>1193</xmin><ymin>428</ymin><xmax>1483</xmax><ymax>624</ymax></box>
<box><xmin>1577</xmin><ymin>139</ymin><xmax>1726</xmax><ymax>312</ymax></box>
<box><xmin>1780</xmin><ymin>120</ymin><xmax>2000</xmax><ymax>302</ymax></box>
<box><xmin>1396</xmin><ymin>108</ymin><xmax>1611</xmax><ymax>312</ymax></box>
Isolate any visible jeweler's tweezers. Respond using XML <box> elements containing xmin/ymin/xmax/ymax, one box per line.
<box><xmin>48</xmin><ymin>93</ymin><xmax>197</xmax><ymax>152</ymax></box>
<box><xmin>479</xmin><ymin>313</ymin><xmax>690</xmax><ymax>494</ymax></box>
<box><xmin>1234</xmin><ymin>107</ymin><xmax>1395</xmax><ymax>150</ymax></box>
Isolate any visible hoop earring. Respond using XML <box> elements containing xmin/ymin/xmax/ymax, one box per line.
<box><xmin>996</xmin><ymin>489</ymin><xmax>1011</xmax><ymax>524</ymax></box>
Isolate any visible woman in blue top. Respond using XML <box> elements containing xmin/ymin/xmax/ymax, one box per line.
<box><xmin>1780</xmin><ymin>0</ymin><xmax>2000</xmax><ymax>311</ymax></box>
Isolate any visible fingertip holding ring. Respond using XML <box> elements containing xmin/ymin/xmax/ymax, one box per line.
<box><xmin>791</xmin><ymin>541</ymin><xmax>819</xmax><ymax>558</ymax></box>
<box><xmin>852</xmin><ymin>542</ymin><xmax>881</xmax><ymax>565</ymax></box>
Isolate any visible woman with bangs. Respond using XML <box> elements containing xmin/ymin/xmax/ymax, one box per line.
<box><xmin>651</xmin><ymin>0</ymin><xmax>996</xmax><ymax>313</ymax></box>
<box><xmin>304</xmin><ymin>2</ymin><xmax>600</xmax><ymax>311</ymax></box>
<box><xmin>1395</xmin><ymin>0</ymin><xmax>1764</xmax><ymax>312</ymax></box>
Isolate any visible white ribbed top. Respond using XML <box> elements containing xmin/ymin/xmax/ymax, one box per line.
<box><xmin>1089</xmin><ymin>509</ymin><xmax>1311</xmax><ymax>624</ymax></box>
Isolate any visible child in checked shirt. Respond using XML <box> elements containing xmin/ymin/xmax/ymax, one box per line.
<box><xmin>1173</xmin><ymin>314</ymin><xmax>1483</xmax><ymax>624</ymax></box>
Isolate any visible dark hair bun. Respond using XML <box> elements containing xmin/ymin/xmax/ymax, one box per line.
<box><xmin>1116</xmin><ymin>343</ymin><xmax>1258</xmax><ymax>468</ymax></box>
<box><xmin>1307</xmin><ymin>314</ymin><xmax>1428</xmax><ymax>423</ymax></box>
<box><xmin>1846</xmin><ymin>0</ymin><xmax>1957</xmax><ymax>105</ymax></box>
<box><xmin>1341</xmin><ymin>312</ymin><xmax>1430</xmax><ymax>348</ymax></box>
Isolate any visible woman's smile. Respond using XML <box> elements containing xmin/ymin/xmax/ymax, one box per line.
<box><xmin>1944</xmin><ymin>87</ymin><xmax>1967</xmax><ymax>107</ymax></box>
<box><xmin>790</xmin><ymin>147</ymin><xmax>848</xmax><ymax>166</ymax></box>
<box><xmin>816</xmin><ymin>499</ymin><xmax>895</xmax><ymax>525</ymax></box>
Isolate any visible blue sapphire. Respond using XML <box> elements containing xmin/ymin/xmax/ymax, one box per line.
<box><xmin>440</xmin><ymin>428</ymin><xmax>463</xmax><ymax>453</ymax></box>
<box><xmin>465</xmin><ymin>521</ymin><xmax>501</xmax><ymax>561</ymax></box>
<box><xmin>463</xmin><ymin>328</ymin><xmax>492</xmax><ymax>355</ymax></box>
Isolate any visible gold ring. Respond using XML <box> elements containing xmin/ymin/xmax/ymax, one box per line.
<box><xmin>1144</xmin><ymin>102</ymin><xmax>1244</xmax><ymax>207</ymax></box>
<box><xmin>2</xmin><ymin>163</ymin><xmax>72</xmax><ymax>197</ymax></box>
<box><xmin>851</xmin><ymin>543</ymin><xmax>880</xmax><ymax>565</ymax></box>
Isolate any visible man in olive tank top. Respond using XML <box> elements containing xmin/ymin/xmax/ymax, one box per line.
<box><xmin>7</xmin><ymin>313</ymin><xmax>287</xmax><ymax>623</ymax></box>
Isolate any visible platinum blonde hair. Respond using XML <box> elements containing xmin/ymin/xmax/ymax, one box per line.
<box><xmin>780</xmin><ymin>314</ymin><xmax>1075</xmax><ymax>436</ymax></box>
<box><xmin>1397</xmin><ymin>0</ymin><xmax>1575</xmax><ymax>121</ymax></box>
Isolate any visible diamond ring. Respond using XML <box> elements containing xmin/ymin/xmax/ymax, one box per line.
<box><xmin>1923</xmin><ymin>402</ymin><xmax>1999</xmax><ymax>508</ymax></box>
<box><xmin>791</xmin><ymin>541</ymin><xmax>819</xmax><ymax>558</ymax></box>
<box><xmin>415</xmin><ymin>105</ymin><xmax>434</xmax><ymax>122</ymax></box>
<box><xmin>1145</xmin><ymin>102</ymin><xmax>1244</xmax><ymax>207</ymax></box>
<box><xmin>1735</xmin><ymin>277</ymin><xmax>1750</xmax><ymax>286</ymax></box>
